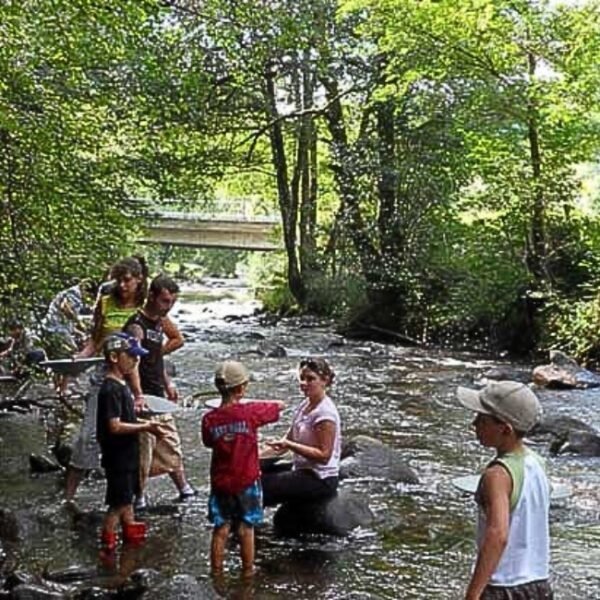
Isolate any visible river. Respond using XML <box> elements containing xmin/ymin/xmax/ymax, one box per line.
<box><xmin>0</xmin><ymin>278</ymin><xmax>599</xmax><ymax>599</ymax></box>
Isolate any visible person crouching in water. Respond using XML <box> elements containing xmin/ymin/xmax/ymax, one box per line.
<box><xmin>456</xmin><ymin>381</ymin><xmax>552</xmax><ymax>600</ymax></box>
<box><xmin>96</xmin><ymin>333</ymin><xmax>165</xmax><ymax>551</ymax></box>
<box><xmin>201</xmin><ymin>360</ymin><xmax>284</xmax><ymax>577</ymax></box>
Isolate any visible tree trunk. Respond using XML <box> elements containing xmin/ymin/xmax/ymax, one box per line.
<box><xmin>376</xmin><ymin>98</ymin><xmax>400</xmax><ymax>257</ymax></box>
<box><xmin>525</xmin><ymin>50</ymin><xmax>548</xmax><ymax>285</ymax></box>
<box><xmin>299</xmin><ymin>52</ymin><xmax>318</xmax><ymax>276</ymax></box>
<box><xmin>320</xmin><ymin>74</ymin><xmax>378</xmax><ymax>272</ymax></box>
<box><xmin>263</xmin><ymin>65</ymin><xmax>306</xmax><ymax>304</ymax></box>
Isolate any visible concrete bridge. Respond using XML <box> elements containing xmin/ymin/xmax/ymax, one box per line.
<box><xmin>138</xmin><ymin>210</ymin><xmax>282</xmax><ymax>251</ymax></box>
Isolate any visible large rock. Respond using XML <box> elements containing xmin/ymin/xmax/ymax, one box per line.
<box><xmin>28</xmin><ymin>454</ymin><xmax>61</xmax><ymax>474</ymax></box>
<box><xmin>530</xmin><ymin>415</ymin><xmax>596</xmax><ymax>440</ymax></box>
<box><xmin>550</xmin><ymin>431</ymin><xmax>600</xmax><ymax>457</ymax></box>
<box><xmin>43</xmin><ymin>566</ymin><xmax>97</xmax><ymax>584</ymax></box>
<box><xmin>340</xmin><ymin>435</ymin><xmax>419</xmax><ymax>484</ymax></box>
<box><xmin>483</xmin><ymin>367</ymin><xmax>531</xmax><ymax>384</ymax></box>
<box><xmin>256</xmin><ymin>341</ymin><xmax>287</xmax><ymax>358</ymax></box>
<box><xmin>11</xmin><ymin>583</ymin><xmax>69</xmax><ymax>600</ymax></box>
<box><xmin>532</xmin><ymin>350</ymin><xmax>600</xmax><ymax>389</ymax></box>
<box><xmin>273</xmin><ymin>488</ymin><xmax>374</xmax><ymax>537</ymax></box>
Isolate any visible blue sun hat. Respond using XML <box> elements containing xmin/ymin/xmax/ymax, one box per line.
<box><xmin>103</xmin><ymin>333</ymin><xmax>148</xmax><ymax>359</ymax></box>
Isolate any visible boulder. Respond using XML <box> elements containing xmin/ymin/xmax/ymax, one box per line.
<box><xmin>340</xmin><ymin>435</ymin><xmax>419</xmax><ymax>484</ymax></box>
<box><xmin>532</xmin><ymin>350</ymin><xmax>600</xmax><ymax>389</ymax></box>
<box><xmin>11</xmin><ymin>583</ymin><xmax>69</xmax><ymax>600</ymax></box>
<box><xmin>550</xmin><ymin>431</ymin><xmax>600</xmax><ymax>457</ymax></box>
<box><xmin>43</xmin><ymin>566</ymin><xmax>97</xmax><ymax>584</ymax></box>
<box><xmin>51</xmin><ymin>442</ymin><xmax>72</xmax><ymax>469</ymax></box>
<box><xmin>128</xmin><ymin>568</ymin><xmax>161</xmax><ymax>590</ymax></box>
<box><xmin>117</xmin><ymin>568</ymin><xmax>161</xmax><ymax>599</ymax></box>
<box><xmin>28</xmin><ymin>454</ymin><xmax>61</xmax><ymax>474</ymax></box>
<box><xmin>530</xmin><ymin>415</ymin><xmax>596</xmax><ymax>440</ymax></box>
<box><xmin>256</xmin><ymin>341</ymin><xmax>287</xmax><ymax>358</ymax></box>
<box><xmin>482</xmin><ymin>367</ymin><xmax>531</xmax><ymax>384</ymax></box>
<box><xmin>3</xmin><ymin>571</ymin><xmax>35</xmax><ymax>591</ymax></box>
<box><xmin>273</xmin><ymin>488</ymin><xmax>374</xmax><ymax>537</ymax></box>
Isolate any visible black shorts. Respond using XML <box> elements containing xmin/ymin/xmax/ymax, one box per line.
<box><xmin>482</xmin><ymin>579</ymin><xmax>553</xmax><ymax>600</ymax></box>
<box><xmin>105</xmin><ymin>469</ymin><xmax>139</xmax><ymax>509</ymax></box>
<box><xmin>261</xmin><ymin>467</ymin><xmax>338</xmax><ymax>507</ymax></box>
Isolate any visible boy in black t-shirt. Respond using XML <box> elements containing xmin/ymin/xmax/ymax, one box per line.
<box><xmin>96</xmin><ymin>333</ymin><xmax>164</xmax><ymax>551</ymax></box>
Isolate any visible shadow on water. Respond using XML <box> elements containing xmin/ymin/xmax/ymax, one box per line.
<box><xmin>1</xmin><ymin>277</ymin><xmax>600</xmax><ymax>598</ymax></box>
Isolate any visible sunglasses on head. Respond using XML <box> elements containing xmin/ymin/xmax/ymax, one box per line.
<box><xmin>299</xmin><ymin>357</ymin><xmax>329</xmax><ymax>374</ymax></box>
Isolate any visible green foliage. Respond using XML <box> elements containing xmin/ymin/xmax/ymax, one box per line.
<box><xmin>0</xmin><ymin>0</ymin><xmax>160</xmax><ymax>326</ymax></box>
<box><xmin>146</xmin><ymin>245</ymin><xmax>245</xmax><ymax>280</ymax></box>
<box><xmin>425</xmin><ymin>213</ymin><xmax>530</xmax><ymax>337</ymax></box>
<box><xmin>543</xmin><ymin>289</ymin><xmax>600</xmax><ymax>365</ymax></box>
<box><xmin>539</xmin><ymin>215</ymin><xmax>600</xmax><ymax>364</ymax></box>
<box><xmin>304</xmin><ymin>271</ymin><xmax>367</xmax><ymax>317</ymax></box>
<box><xmin>248</xmin><ymin>252</ymin><xmax>298</xmax><ymax>314</ymax></box>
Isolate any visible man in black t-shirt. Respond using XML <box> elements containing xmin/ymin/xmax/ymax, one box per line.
<box><xmin>123</xmin><ymin>274</ymin><xmax>196</xmax><ymax>506</ymax></box>
<box><xmin>96</xmin><ymin>333</ymin><xmax>164</xmax><ymax>551</ymax></box>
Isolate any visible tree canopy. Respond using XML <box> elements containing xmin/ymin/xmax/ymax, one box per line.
<box><xmin>1</xmin><ymin>0</ymin><xmax>599</xmax><ymax>359</ymax></box>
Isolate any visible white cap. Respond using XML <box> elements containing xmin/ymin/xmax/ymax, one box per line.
<box><xmin>457</xmin><ymin>380</ymin><xmax>542</xmax><ymax>433</ymax></box>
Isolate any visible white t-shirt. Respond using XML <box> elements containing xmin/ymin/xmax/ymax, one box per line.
<box><xmin>290</xmin><ymin>395</ymin><xmax>341</xmax><ymax>479</ymax></box>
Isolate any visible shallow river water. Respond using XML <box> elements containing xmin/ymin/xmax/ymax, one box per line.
<box><xmin>1</xmin><ymin>278</ymin><xmax>599</xmax><ymax>599</ymax></box>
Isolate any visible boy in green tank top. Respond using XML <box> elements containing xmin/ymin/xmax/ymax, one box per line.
<box><xmin>456</xmin><ymin>381</ymin><xmax>552</xmax><ymax>600</ymax></box>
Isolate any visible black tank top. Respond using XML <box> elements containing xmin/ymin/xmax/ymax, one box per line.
<box><xmin>123</xmin><ymin>310</ymin><xmax>164</xmax><ymax>396</ymax></box>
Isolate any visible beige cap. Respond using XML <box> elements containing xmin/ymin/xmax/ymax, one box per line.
<box><xmin>214</xmin><ymin>360</ymin><xmax>249</xmax><ymax>389</ymax></box>
<box><xmin>456</xmin><ymin>380</ymin><xmax>542</xmax><ymax>433</ymax></box>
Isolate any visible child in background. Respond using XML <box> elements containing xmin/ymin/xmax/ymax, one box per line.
<box><xmin>201</xmin><ymin>360</ymin><xmax>284</xmax><ymax>577</ymax></box>
<box><xmin>0</xmin><ymin>320</ymin><xmax>45</xmax><ymax>378</ymax></box>
<box><xmin>96</xmin><ymin>333</ymin><xmax>164</xmax><ymax>551</ymax></box>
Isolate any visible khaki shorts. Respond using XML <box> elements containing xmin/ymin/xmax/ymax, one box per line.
<box><xmin>138</xmin><ymin>414</ymin><xmax>183</xmax><ymax>489</ymax></box>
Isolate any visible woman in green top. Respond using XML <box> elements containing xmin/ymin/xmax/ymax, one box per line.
<box><xmin>88</xmin><ymin>256</ymin><xmax>148</xmax><ymax>353</ymax></box>
<box><xmin>65</xmin><ymin>256</ymin><xmax>148</xmax><ymax>502</ymax></box>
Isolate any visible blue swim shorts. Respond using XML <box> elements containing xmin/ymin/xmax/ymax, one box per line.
<box><xmin>208</xmin><ymin>480</ymin><xmax>263</xmax><ymax>528</ymax></box>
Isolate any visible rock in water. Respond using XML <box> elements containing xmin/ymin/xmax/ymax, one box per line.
<box><xmin>340</xmin><ymin>435</ymin><xmax>419</xmax><ymax>484</ymax></box>
<box><xmin>29</xmin><ymin>454</ymin><xmax>61</xmax><ymax>473</ymax></box>
<box><xmin>530</xmin><ymin>415</ymin><xmax>596</xmax><ymax>440</ymax></box>
<box><xmin>273</xmin><ymin>489</ymin><xmax>374</xmax><ymax>537</ymax></box>
<box><xmin>551</xmin><ymin>431</ymin><xmax>600</xmax><ymax>457</ymax></box>
<box><xmin>532</xmin><ymin>350</ymin><xmax>600</xmax><ymax>389</ymax></box>
<box><xmin>482</xmin><ymin>367</ymin><xmax>531</xmax><ymax>384</ymax></box>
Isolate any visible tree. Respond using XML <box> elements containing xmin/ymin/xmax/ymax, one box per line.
<box><xmin>0</xmin><ymin>1</ymin><xmax>160</xmax><ymax>322</ymax></box>
<box><xmin>336</xmin><ymin>0</ymin><xmax>600</xmax><ymax>342</ymax></box>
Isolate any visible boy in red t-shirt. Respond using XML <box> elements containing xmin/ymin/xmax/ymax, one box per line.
<box><xmin>201</xmin><ymin>360</ymin><xmax>284</xmax><ymax>576</ymax></box>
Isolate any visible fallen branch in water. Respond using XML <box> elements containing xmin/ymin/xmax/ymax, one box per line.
<box><xmin>347</xmin><ymin>322</ymin><xmax>422</xmax><ymax>346</ymax></box>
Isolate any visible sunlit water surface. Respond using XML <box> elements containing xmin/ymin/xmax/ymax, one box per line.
<box><xmin>0</xmin><ymin>278</ymin><xmax>599</xmax><ymax>598</ymax></box>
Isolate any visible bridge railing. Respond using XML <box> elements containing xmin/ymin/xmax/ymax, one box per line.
<box><xmin>142</xmin><ymin>198</ymin><xmax>280</xmax><ymax>223</ymax></box>
<box><xmin>149</xmin><ymin>209</ymin><xmax>280</xmax><ymax>224</ymax></box>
